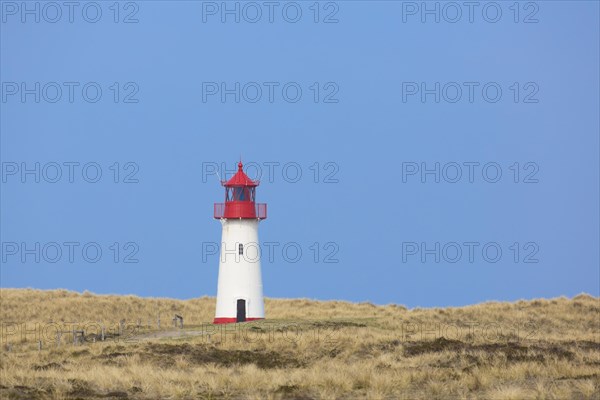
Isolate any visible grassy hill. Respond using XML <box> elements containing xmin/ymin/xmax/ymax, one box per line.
<box><xmin>0</xmin><ymin>289</ymin><xmax>598</xmax><ymax>399</ymax></box>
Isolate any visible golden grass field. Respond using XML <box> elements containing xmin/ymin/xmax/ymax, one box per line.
<box><xmin>0</xmin><ymin>289</ymin><xmax>598</xmax><ymax>399</ymax></box>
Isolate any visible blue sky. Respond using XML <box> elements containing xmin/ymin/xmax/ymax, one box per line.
<box><xmin>1</xmin><ymin>1</ymin><xmax>598</xmax><ymax>307</ymax></box>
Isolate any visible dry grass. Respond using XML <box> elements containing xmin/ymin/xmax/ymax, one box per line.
<box><xmin>0</xmin><ymin>288</ymin><xmax>598</xmax><ymax>399</ymax></box>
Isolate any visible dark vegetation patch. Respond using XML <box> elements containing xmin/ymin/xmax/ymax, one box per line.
<box><xmin>376</xmin><ymin>339</ymin><xmax>401</xmax><ymax>352</ymax></box>
<box><xmin>142</xmin><ymin>343</ymin><xmax>305</xmax><ymax>369</ymax></box>
<box><xmin>275</xmin><ymin>384</ymin><xmax>300</xmax><ymax>394</ymax></box>
<box><xmin>95</xmin><ymin>345</ymin><xmax>133</xmax><ymax>361</ymax></box>
<box><xmin>243</xmin><ymin>320</ymin><xmax>367</xmax><ymax>336</ymax></box>
<box><xmin>33</xmin><ymin>362</ymin><xmax>64</xmax><ymax>371</ymax></box>
<box><xmin>308</xmin><ymin>320</ymin><xmax>368</xmax><ymax>329</ymax></box>
<box><xmin>102</xmin><ymin>345</ymin><xmax>127</xmax><ymax>354</ymax></box>
<box><xmin>0</xmin><ymin>385</ymin><xmax>47</xmax><ymax>400</ymax></box>
<box><xmin>251</xmin><ymin>320</ymin><xmax>367</xmax><ymax>333</ymax></box>
<box><xmin>95</xmin><ymin>351</ymin><xmax>133</xmax><ymax>364</ymax></box>
<box><xmin>401</xmin><ymin>337</ymin><xmax>577</xmax><ymax>362</ymax></box>
<box><xmin>102</xmin><ymin>391</ymin><xmax>129</xmax><ymax>398</ymax></box>
<box><xmin>327</xmin><ymin>347</ymin><xmax>343</xmax><ymax>358</ymax></box>
<box><xmin>557</xmin><ymin>373</ymin><xmax>600</xmax><ymax>381</ymax></box>
<box><xmin>567</xmin><ymin>340</ymin><xmax>600</xmax><ymax>351</ymax></box>
<box><xmin>403</xmin><ymin>337</ymin><xmax>464</xmax><ymax>357</ymax></box>
<box><xmin>1</xmin><ymin>383</ymin><xmax>132</xmax><ymax>400</ymax></box>
<box><xmin>354</xmin><ymin>339</ymin><xmax>401</xmax><ymax>359</ymax></box>
<box><xmin>273</xmin><ymin>384</ymin><xmax>314</xmax><ymax>400</ymax></box>
<box><xmin>71</xmin><ymin>349</ymin><xmax>91</xmax><ymax>357</ymax></box>
<box><xmin>93</xmin><ymin>345</ymin><xmax>135</xmax><ymax>365</ymax></box>
<box><xmin>67</xmin><ymin>378</ymin><xmax>95</xmax><ymax>398</ymax></box>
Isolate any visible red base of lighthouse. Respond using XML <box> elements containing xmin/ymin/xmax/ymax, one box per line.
<box><xmin>213</xmin><ymin>317</ymin><xmax>264</xmax><ymax>324</ymax></box>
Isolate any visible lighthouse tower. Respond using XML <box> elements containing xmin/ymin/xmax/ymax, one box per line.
<box><xmin>213</xmin><ymin>162</ymin><xmax>267</xmax><ymax>324</ymax></box>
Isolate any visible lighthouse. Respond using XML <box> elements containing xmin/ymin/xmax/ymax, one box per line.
<box><xmin>213</xmin><ymin>161</ymin><xmax>267</xmax><ymax>324</ymax></box>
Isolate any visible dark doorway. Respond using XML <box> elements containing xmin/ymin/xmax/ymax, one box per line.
<box><xmin>236</xmin><ymin>299</ymin><xmax>246</xmax><ymax>322</ymax></box>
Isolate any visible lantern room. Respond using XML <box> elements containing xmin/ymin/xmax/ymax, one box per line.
<box><xmin>214</xmin><ymin>162</ymin><xmax>267</xmax><ymax>220</ymax></box>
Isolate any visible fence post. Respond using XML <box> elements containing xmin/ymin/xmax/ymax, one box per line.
<box><xmin>173</xmin><ymin>315</ymin><xmax>183</xmax><ymax>329</ymax></box>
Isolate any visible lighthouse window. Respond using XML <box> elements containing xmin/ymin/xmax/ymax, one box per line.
<box><xmin>239</xmin><ymin>244</ymin><xmax>244</xmax><ymax>255</ymax></box>
<box><xmin>238</xmin><ymin>188</ymin><xmax>246</xmax><ymax>200</ymax></box>
<box><xmin>233</xmin><ymin>187</ymin><xmax>250</xmax><ymax>201</ymax></box>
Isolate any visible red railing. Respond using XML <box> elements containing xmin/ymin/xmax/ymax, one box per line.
<box><xmin>214</xmin><ymin>203</ymin><xmax>267</xmax><ymax>219</ymax></box>
<box><xmin>214</xmin><ymin>203</ymin><xmax>225</xmax><ymax>219</ymax></box>
<box><xmin>255</xmin><ymin>203</ymin><xmax>267</xmax><ymax>219</ymax></box>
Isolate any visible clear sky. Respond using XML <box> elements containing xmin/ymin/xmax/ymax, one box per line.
<box><xmin>1</xmin><ymin>1</ymin><xmax>598</xmax><ymax>307</ymax></box>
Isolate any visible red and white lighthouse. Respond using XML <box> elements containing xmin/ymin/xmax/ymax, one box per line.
<box><xmin>213</xmin><ymin>161</ymin><xmax>267</xmax><ymax>324</ymax></box>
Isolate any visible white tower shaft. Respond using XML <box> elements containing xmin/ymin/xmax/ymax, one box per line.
<box><xmin>214</xmin><ymin>218</ymin><xmax>264</xmax><ymax>323</ymax></box>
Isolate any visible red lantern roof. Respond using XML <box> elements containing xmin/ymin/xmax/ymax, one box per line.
<box><xmin>223</xmin><ymin>162</ymin><xmax>259</xmax><ymax>187</ymax></box>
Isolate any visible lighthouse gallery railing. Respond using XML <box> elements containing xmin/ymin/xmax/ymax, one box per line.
<box><xmin>214</xmin><ymin>203</ymin><xmax>267</xmax><ymax>219</ymax></box>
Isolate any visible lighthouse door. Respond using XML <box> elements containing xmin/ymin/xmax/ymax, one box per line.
<box><xmin>236</xmin><ymin>299</ymin><xmax>246</xmax><ymax>322</ymax></box>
